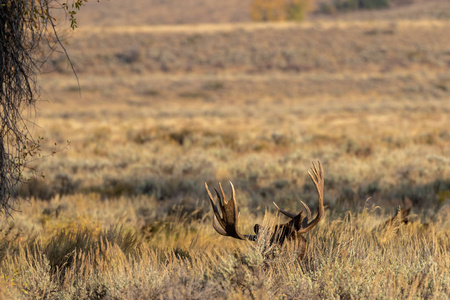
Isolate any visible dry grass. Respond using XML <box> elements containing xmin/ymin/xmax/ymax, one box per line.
<box><xmin>0</xmin><ymin>196</ymin><xmax>449</xmax><ymax>299</ymax></box>
<box><xmin>27</xmin><ymin>73</ymin><xmax>449</xmax><ymax>211</ymax></box>
<box><xmin>1</xmin><ymin>2</ymin><xmax>450</xmax><ymax>298</ymax></box>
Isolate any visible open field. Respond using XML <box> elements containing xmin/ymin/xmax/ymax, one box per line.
<box><xmin>34</xmin><ymin>19</ymin><xmax>450</xmax><ymax>211</ymax></box>
<box><xmin>73</xmin><ymin>0</ymin><xmax>450</xmax><ymax>26</ymax></box>
<box><xmin>1</xmin><ymin>1</ymin><xmax>450</xmax><ymax>298</ymax></box>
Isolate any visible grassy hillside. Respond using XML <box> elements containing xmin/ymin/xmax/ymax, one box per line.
<box><xmin>57</xmin><ymin>20</ymin><xmax>449</xmax><ymax>76</ymax></box>
<box><xmin>0</xmin><ymin>1</ymin><xmax>449</xmax><ymax>298</ymax></box>
<box><xmin>72</xmin><ymin>0</ymin><xmax>450</xmax><ymax>27</ymax></box>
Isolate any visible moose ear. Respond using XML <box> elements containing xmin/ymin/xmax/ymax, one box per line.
<box><xmin>254</xmin><ymin>224</ymin><xmax>261</xmax><ymax>235</ymax></box>
<box><xmin>293</xmin><ymin>211</ymin><xmax>304</xmax><ymax>231</ymax></box>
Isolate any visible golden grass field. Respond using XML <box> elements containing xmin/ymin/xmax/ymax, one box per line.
<box><xmin>1</xmin><ymin>1</ymin><xmax>450</xmax><ymax>298</ymax></box>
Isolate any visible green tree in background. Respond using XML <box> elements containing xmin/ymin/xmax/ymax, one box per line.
<box><xmin>335</xmin><ymin>0</ymin><xmax>390</xmax><ymax>11</ymax></box>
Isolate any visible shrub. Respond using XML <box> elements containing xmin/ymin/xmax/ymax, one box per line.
<box><xmin>251</xmin><ymin>0</ymin><xmax>286</xmax><ymax>21</ymax></box>
<box><xmin>360</xmin><ymin>0</ymin><xmax>390</xmax><ymax>9</ymax></box>
<box><xmin>335</xmin><ymin>0</ymin><xmax>390</xmax><ymax>11</ymax></box>
<box><xmin>319</xmin><ymin>3</ymin><xmax>337</xmax><ymax>14</ymax></box>
<box><xmin>285</xmin><ymin>0</ymin><xmax>314</xmax><ymax>21</ymax></box>
<box><xmin>250</xmin><ymin>0</ymin><xmax>315</xmax><ymax>22</ymax></box>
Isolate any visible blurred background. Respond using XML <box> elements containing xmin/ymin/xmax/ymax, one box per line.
<box><xmin>24</xmin><ymin>0</ymin><xmax>449</xmax><ymax>219</ymax></box>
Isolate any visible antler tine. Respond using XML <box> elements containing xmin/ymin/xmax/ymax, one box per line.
<box><xmin>205</xmin><ymin>182</ymin><xmax>246</xmax><ymax>240</ymax></box>
<box><xmin>273</xmin><ymin>202</ymin><xmax>296</xmax><ymax>218</ymax></box>
<box><xmin>229</xmin><ymin>181</ymin><xmax>239</xmax><ymax>216</ymax></box>
<box><xmin>214</xmin><ymin>187</ymin><xmax>223</xmax><ymax>207</ymax></box>
<box><xmin>205</xmin><ymin>183</ymin><xmax>226</xmax><ymax>229</ymax></box>
<box><xmin>219</xmin><ymin>183</ymin><xmax>227</xmax><ymax>204</ymax></box>
<box><xmin>214</xmin><ymin>184</ymin><xmax>227</xmax><ymax>217</ymax></box>
<box><xmin>298</xmin><ymin>161</ymin><xmax>324</xmax><ymax>234</ymax></box>
<box><xmin>300</xmin><ymin>201</ymin><xmax>312</xmax><ymax>219</ymax></box>
<box><xmin>205</xmin><ymin>183</ymin><xmax>219</xmax><ymax>218</ymax></box>
<box><xmin>273</xmin><ymin>200</ymin><xmax>312</xmax><ymax>220</ymax></box>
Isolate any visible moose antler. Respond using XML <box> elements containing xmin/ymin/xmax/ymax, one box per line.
<box><xmin>205</xmin><ymin>182</ymin><xmax>248</xmax><ymax>240</ymax></box>
<box><xmin>205</xmin><ymin>161</ymin><xmax>325</xmax><ymax>259</ymax></box>
<box><xmin>267</xmin><ymin>160</ymin><xmax>324</xmax><ymax>255</ymax></box>
<box><xmin>273</xmin><ymin>160</ymin><xmax>324</xmax><ymax>234</ymax></box>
